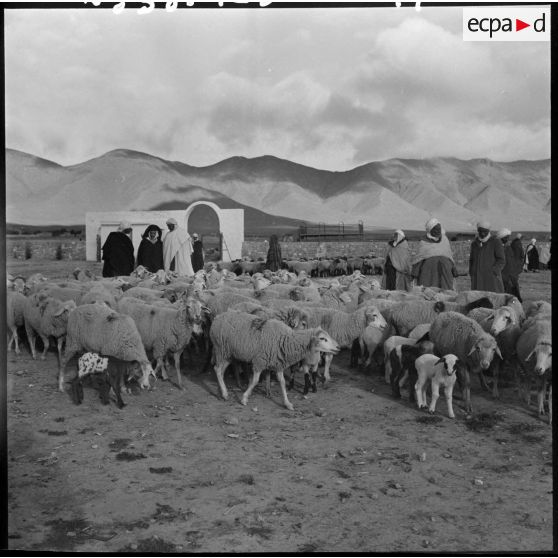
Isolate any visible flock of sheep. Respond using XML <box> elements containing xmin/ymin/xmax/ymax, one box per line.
<box><xmin>6</xmin><ymin>260</ymin><xmax>552</xmax><ymax>423</ymax></box>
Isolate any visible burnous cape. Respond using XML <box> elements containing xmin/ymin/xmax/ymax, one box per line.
<box><xmin>191</xmin><ymin>239</ymin><xmax>205</xmax><ymax>273</ymax></box>
<box><xmin>101</xmin><ymin>231</ymin><xmax>135</xmax><ymax>277</ymax></box>
<box><xmin>163</xmin><ymin>227</ymin><xmax>194</xmax><ymax>276</ymax></box>
<box><xmin>469</xmin><ymin>235</ymin><xmax>505</xmax><ymax>292</ymax></box>
<box><xmin>137</xmin><ymin>225</ymin><xmax>164</xmax><ymax>273</ymax></box>
<box><xmin>411</xmin><ymin>234</ymin><xmax>457</xmax><ymax>290</ymax></box>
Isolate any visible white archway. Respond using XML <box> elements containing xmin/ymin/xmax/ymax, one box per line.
<box><xmin>182</xmin><ymin>201</ymin><xmax>244</xmax><ymax>262</ymax></box>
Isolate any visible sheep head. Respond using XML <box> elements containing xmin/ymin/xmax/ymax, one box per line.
<box><xmin>364</xmin><ymin>306</ymin><xmax>387</xmax><ymax>330</ymax></box>
<box><xmin>435</xmin><ymin>354</ymin><xmax>459</xmax><ymax>376</ymax></box>
<box><xmin>467</xmin><ymin>335</ymin><xmax>502</xmax><ymax>370</ymax></box>
<box><xmin>489</xmin><ymin>306</ymin><xmax>516</xmax><ymax>336</ymax></box>
<box><xmin>311</xmin><ymin>328</ymin><xmax>340</xmax><ymax>355</ymax></box>
<box><xmin>183</xmin><ymin>297</ymin><xmax>205</xmax><ymax>334</ymax></box>
<box><xmin>525</xmin><ymin>342</ymin><xmax>552</xmax><ymax>375</ymax></box>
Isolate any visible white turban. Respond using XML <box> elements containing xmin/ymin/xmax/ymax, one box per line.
<box><xmin>166</xmin><ymin>218</ymin><xmax>178</xmax><ymax>226</ymax></box>
<box><xmin>425</xmin><ymin>218</ymin><xmax>440</xmax><ymax>232</ymax></box>
<box><xmin>496</xmin><ymin>228</ymin><xmax>511</xmax><ymax>239</ymax></box>
<box><xmin>118</xmin><ymin>221</ymin><xmax>132</xmax><ymax>232</ymax></box>
<box><xmin>477</xmin><ymin>219</ymin><xmax>491</xmax><ymax>229</ymax></box>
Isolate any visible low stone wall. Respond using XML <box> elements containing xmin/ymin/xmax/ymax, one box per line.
<box><xmin>242</xmin><ymin>240</ymin><xmax>474</xmax><ymax>267</ymax></box>
<box><xmin>7</xmin><ymin>238</ymin><xmax>86</xmax><ymax>261</ymax></box>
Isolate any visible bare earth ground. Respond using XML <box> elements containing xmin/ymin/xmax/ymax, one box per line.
<box><xmin>6</xmin><ymin>259</ymin><xmax>553</xmax><ymax>552</ymax></box>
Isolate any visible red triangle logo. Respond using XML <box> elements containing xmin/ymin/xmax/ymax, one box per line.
<box><xmin>516</xmin><ymin>18</ymin><xmax>530</xmax><ymax>31</ymax></box>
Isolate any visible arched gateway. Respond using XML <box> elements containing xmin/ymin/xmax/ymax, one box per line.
<box><xmin>85</xmin><ymin>202</ymin><xmax>244</xmax><ymax>263</ymax></box>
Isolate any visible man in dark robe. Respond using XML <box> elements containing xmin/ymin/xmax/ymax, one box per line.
<box><xmin>190</xmin><ymin>233</ymin><xmax>205</xmax><ymax>273</ymax></box>
<box><xmin>137</xmin><ymin>224</ymin><xmax>164</xmax><ymax>273</ymax></box>
<box><xmin>469</xmin><ymin>220</ymin><xmax>505</xmax><ymax>292</ymax></box>
<box><xmin>101</xmin><ymin>221</ymin><xmax>135</xmax><ymax>277</ymax></box>
<box><xmin>383</xmin><ymin>229</ymin><xmax>412</xmax><ymax>291</ymax></box>
<box><xmin>411</xmin><ymin>218</ymin><xmax>457</xmax><ymax>290</ymax></box>
<box><xmin>525</xmin><ymin>239</ymin><xmax>540</xmax><ymax>272</ymax></box>
<box><xmin>498</xmin><ymin>228</ymin><xmax>522</xmax><ymax>302</ymax></box>
<box><xmin>265</xmin><ymin>235</ymin><xmax>282</xmax><ymax>272</ymax></box>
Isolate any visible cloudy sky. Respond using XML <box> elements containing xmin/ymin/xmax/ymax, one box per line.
<box><xmin>4</xmin><ymin>4</ymin><xmax>550</xmax><ymax>170</ymax></box>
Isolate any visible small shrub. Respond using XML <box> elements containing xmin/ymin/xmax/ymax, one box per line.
<box><xmin>24</xmin><ymin>242</ymin><xmax>32</xmax><ymax>260</ymax></box>
<box><xmin>55</xmin><ymin>243</ymin><xmax>63</xmax><ymax>260</ymax></box>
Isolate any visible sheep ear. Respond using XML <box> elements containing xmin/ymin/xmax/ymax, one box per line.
<box><xmin>467</xmin><ymin>345</ymin><xmax>477</xmax><ymax>356</ymax></box>
<box><xmin>525</xmin><ymin>349</ymin><xmax>535</xmax><ymax>362</ymax></box>
<box><xmin>435</xmin><ymin>357</ymin><xmax>445</xmax><ymax>365</ymax></box>
<box><xmin>487</xmin><ymin>314</ymin><xmax>494</xmax><ymax>321</ymax></box>
<box><xmin>53</xmin><ymin>305</ymin><xmax>67</xmax><ymax>316</ymax></box>
<box><xmin>495</xmin><ymin>347</ymin><xmax>503</xmax><ymax>360</ymax></box>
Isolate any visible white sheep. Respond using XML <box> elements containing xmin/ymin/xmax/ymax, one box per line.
<box><xmin>117</xmin><ymin>296</ymin><xmax>204</xmax><ymax>389</ymax></box>
<box><xmin>7</xmin><ymin>291</ymin><xmax>27</xmax><ymax>354</ymax></box>
<box><xmin>209</xmin><ymin>312</ymin><xmax>340</xmax><ymax>410</ymax></box>
<box><xmin>408</xmin><ymin>323</ymin><xmax>431</xmax><ymax>340</ymax></box>
<box><xmin>23</xmin><ymin>293</ymin><xmax>77</xmax><ymax>363</ymax></box>
<box><xmin>60</xmin><ymin>303</ymin><xmax>154</xmax><ymax>393</ymax></box>
<box><xmin>454</xmin><ymin>290</ymin><xmax>515</xmax><ymax>309</ymax></box>
<box><xmin>516</xmin><ymin>318</ymin><xmax>552</xmax><ymax>423</ymax></box>
<box><xmin>415</xmin><ymin>354</ymin><xmax>459</xmax><ymax>418</ymax></box>
<box><xmin>429</xmin><ymin>311</ymin><xmax>502</xmax><ymax>414</ymax></box>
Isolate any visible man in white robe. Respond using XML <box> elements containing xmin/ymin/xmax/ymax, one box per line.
<box><xmin>163</xmin><ymin>218</ymin><xmax>194</xmax><ymax>276</ymax></box>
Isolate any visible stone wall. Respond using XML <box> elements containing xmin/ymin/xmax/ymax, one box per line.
<box><xmin>242</xmin><ymin>240</ymin><xmax>474</xmax><ymax>267</ymax></box>
<box><xmin>8</xmin><ymin>238</ymin><xmax>86</xmax><ymax>261</ymax></box>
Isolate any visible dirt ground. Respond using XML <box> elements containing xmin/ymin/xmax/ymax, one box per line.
<box><xmin>5</xmin><ymin>260</ymin><xmax>553</xmax><ymax>552</ymax></box>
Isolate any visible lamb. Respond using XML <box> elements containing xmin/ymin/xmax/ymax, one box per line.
<box><xmin>414</xmin><ymin>354</ymin><xmax>460</xmax><ymax>418</ymax></box>
<box><xmin>516</xmin><ymin>318</ymin><xmax>552</xmax><ymax>423</ymax></box>
<box><xmin>23</xmin><ymin>293</ymin><xmax>77</xmax><ymax>363</ymax></box>
<box><xmin>59</xmin><ymin>303</ymin><xmax>155</xmax><ymax>393</ymax></box>
<box><xmin>388</xmin><ymin>340</ymin><xmax>436</xmax><ymax>401</ymax></box>
<box><xmin>117</xmin><ymin>296</ymin><xmax>204</xmax><ymax>389</ymax></box>
<box><xmin>383</xmin><ymin>335</ymin><xmax>417</xmax><ymax>383</ymax></box>
<box><xmin>429</xmin><ymin>312</ymin><xmax>502</xmax><ymax>414</ymax></box>
<box><xmin>70</xmin><ymin>352</ymin><xmax>143</xmax><ymax>409</ymax></box>
<box><xmin>353</xmin><ymin>319</ymin><xmax>395</xmax><ymax>371</ymax></box>
<box><xmin>209</xmin><ymin>312</ymin><xmax>340</xmax><ymax>410</ymax></box>
<box><xmin>7</xmin><ymin>291</ymin><xmax>27</xmax><ymax>354</ymax></box>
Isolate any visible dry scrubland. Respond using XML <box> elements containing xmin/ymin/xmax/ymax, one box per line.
<box><xmin>6</xmin><ymin>258</ymin><xmax>553</xmax><ymax>553</ymax></box>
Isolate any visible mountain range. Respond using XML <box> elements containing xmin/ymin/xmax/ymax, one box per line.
<box><xmin>5</xmin><ymin>148</ymin><xmax>551</xmax><ymax>233</ymax></box>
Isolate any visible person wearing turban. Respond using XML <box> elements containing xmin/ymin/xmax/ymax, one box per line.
<box><xmin>469</xmin><ymin>219</ymin><xmax>505</xmax><ymax>292</ymax></box>
<box><xmin>137</xmin><ymin>224</ymin><xmax>164</xmax><ymax>273</ymax></box>
<box><xmin>411</xmin><ymin>218</ymin><xmax>457</xmax><ymax>290</ymax></box>
<box><xmin>163</xmin><ymin>217</ymin><xmax>194</xmax><ymax>277</ymax></box>
<box><xmin>383</xmin><ymin>229</ymin><xmax>412</xmax><ymax>291</ymax></box>
<box><xmin>101</xmin><ymin>220</ymin><xmax>135</xmax><ymax>277</ymax></box>
<box><xmin>524</xmin><ymin>238</ymin><xmax>540</xmax><ymax>272</ymax></box>
<box><xmin>497</xmin><ymin>228</ymin><xmax>522</xmax><ymax>302</ymax></box>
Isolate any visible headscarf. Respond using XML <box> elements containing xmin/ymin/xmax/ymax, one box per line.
<box><xmin>118</xmin><ymin>220</ymin><xmax>132</xmax><ymax>232</ymax></box>
<box><xmin>141</xmin><ymin>224</ymin><xmax>162</xmax><ymax>241</ymax></box>
<box><xmin>393</xmin><ymin>229</ymin><xmax>405</xmax><ymax>246</ymax></box>
<box><xmin>496</xmin><ymin>228</ymin><xmax>511</xmax><ymax>240</ymax></box>
<box><xmin>425</xmin><ymin>218</ymin><xmax>440</xmax><ymax>233</ymax></box>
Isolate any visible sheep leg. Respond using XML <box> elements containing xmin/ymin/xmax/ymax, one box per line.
<box><xmin>173</xmin><ymin>351</ymin><xmax>184</xmax><ymax>389</ymax></box>
<box><xmin>288</xmin><ymin>364</ymin><xmax>297</xmax><ymax>391</ymax></box>
<box><xmin>490</xmin><ymin>359</ymin><xmax>500</xmax><ymax>399</ymax></box>
<box><xmin>322</xmin><ymin>353</ymin><xmax>333</xmax><ymax>382</ymax></box>
<box><xmin>8</xmin><ymin>329</ymin><xmax>21</xmax><ymax>355</ymax></box>
<box><xmin>214</xmin><ymin>359</ymin><xmax>231</xmax><ymax>400</ymax></box>
<box><xmin>240</xmin><ymin>366</ymin><xmax>264</xmax><ymax>406</ymax></box>
<box><xmin>264</xmin><ymin>370</ymin><xmax>272</xmax><ymax>398</ymax></box>
<box><xmin>109</xmin><ymin>369</ymin><xmax>126</xmax><ymax>409</ymax></box>
<box><xmin>478</xmin><ymin>370</ymin><xmax>491</xmax><ymax>392</ymax></box>
<box><xmin>445</xmin><ymin>381</ymin><xmax>456</xmax><ymax>419</ymax></box>
<box><xmin>428</xmin><ymin>381</ymin><xmax>440</xmax><ymax>415</ymax></box>
<box><xmin>349</xmin><ymin>339</ymin><xmax>360</xmax><ymax>368</ymax></box>
<box><xmin>276</xmin><ymin>369</ymin><xmax>294</xmax><ymax>411</ymax></box>
<box><xmin>70</xmin><ymin>377</ymin><xmax>84</xmax><ymax>405</ymax></box>
<box><xmin>415</xmin><ymin>378</ymin><xmax>426</xmax><ymax>409</ymax></box>
<box><xmin>59</xmin><ymin>343</ymin><xmax>79</xmax><ymax>393</ymax></box>
<box><xmin>456</xmin><ymin>364</ymin><xmax>472</xmax><ymax>413</ymax></box>
<box><xmin>537</xmin><ymin>377</ymin><xmax>547</xmax><ymax>418</ymax></box>
<box><xmin>39</xmin><ymin>334</ymin><xmax>50</xmax><ymax>360</ymax></box>
<box><xmin>25</xmin><ymin>325</ymin><xmax>37</xmax><ymax>360</ymax></box>
<box><xmin>311</xmin><ymin>366</ymin><xmax>318</xmax><ymax>393</ymax></box>
<box><xmin>56</xmin><ymin>337</ymin><xmax>65</xmax><ymax>368</ymax></box>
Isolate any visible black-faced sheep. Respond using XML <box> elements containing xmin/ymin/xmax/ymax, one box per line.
<box><xmin>59</xmin><ymin>303</ymin><xmax>155</xmax><ymax>393</ymax></box>
<box><xmin>383</xmin><ymin>335</ymin><xmax>418</xmax><ymax>383</ymax></box>
<box><xmin>415</xmin><ymin>354</ymin><xmax>460</xmax><ymax>418</ymax></box>
<box><xmin>429</xmin><ymin>312</ymin><xmax>502</xmax><ymax>414</ymax></box>
<box><xmin>209</xmin><ymin>312</ymin><xmax>340</xmax><ymax>410</ymax></box>
<box><xmin>23</xmin><ymin>294</ymin><xmax>77</xmax><ymax>362</ymax></box>
<box><xmin>117</xmin><ymin>296</ymin><xmax>204</xmax><ymax>389</ymax></box>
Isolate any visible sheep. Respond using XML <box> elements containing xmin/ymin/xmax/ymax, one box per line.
<box><xmin>383</xmin><ymin>335</ymin><xmax>417</xmax><ymax>383</ymax></box>
<box><xmin>317</xmin><ymin>259</ymin><xmax>333</xmax><ymax>277</ymax></box>
<box><xmin>121</xmin><ymin>286</ymin><xmax>165</xmax><ymax>302</ymax></box>
<box><xmin>117</xmin><ymin>296</ymin><xmax>204</xmax><ymax>389</ymax></box>
<box><xmin>516</xmin><ymin>319</ymin><xmax>552</xmax><ymax>423</ymax></box>
<box><xmin>7</xmin><ymin>291</ymin><xmax>27</xmax><ymax>354</ymax></box>
<box><xmin>382</xmin><ymin>298</ymin><xmax>493</xmax><ymax>337</ymax></box>
<box><xmin>209</xmin><ymin>312</ymin><xmax>340</xmax><ymax>410</ymax></box>
<box><xmin>331</xmin><ymin>258</ymin><xmax>348</xmax><ymax>276</ymax></box>
<box><xmin>454</xmin><ymin>290</ymin><xmax>516</xmax><ymax>309</ymax></box>
<box><xmin>23</xmin><ymin>294</ymin><xmax>77</xmax><ymax>363</ymax></box>
<box><xmin>35</xmin><ymin>285</ymin><xmax>84</xmax><ymax>304</ymax></box>
<box><xmin>286</xmin><ymin>260</ymin><xmax>319</xmax><ymax>277</ymax></box>
<box><xmin>300</xmin><ymin>304</ymin><xmax>387</xmax><ymax>381</ymax></box>
<box><xmin>70</xmin><ymin>352</ymin><xmax>143</xmax><ymax>409</ymax></box>
<box><xmin>429</xmin><ymin>312</ymin><xmax>502</xmax><ymax>414</ymax></box>
<box><xmin>414</xmin><ymin>354</ymin><xmax>460</xmax><ymax>418</ymax></box>
<box><xmin>388</xmin><ymin>340</ymin><xmax>436</xmax><ymax>401</ymax></box>
<box><xmin>78</xmin><ymin>284</ymin><xmax>118</xmax><ymax>308</ymax></box>
<box><xmin>254</xmin><ymin>282</ymin><xmax>322</xmax><ymax>303</ymax></box>
<box><xmin>59</xmin><ymin>303</ymin><xmax>155</xmax><ymax>393</ymax></box>
<box><xmin>200</xmin><ymin>291</ymin><xmax>256</xmax><ymax>318</ymax></box>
